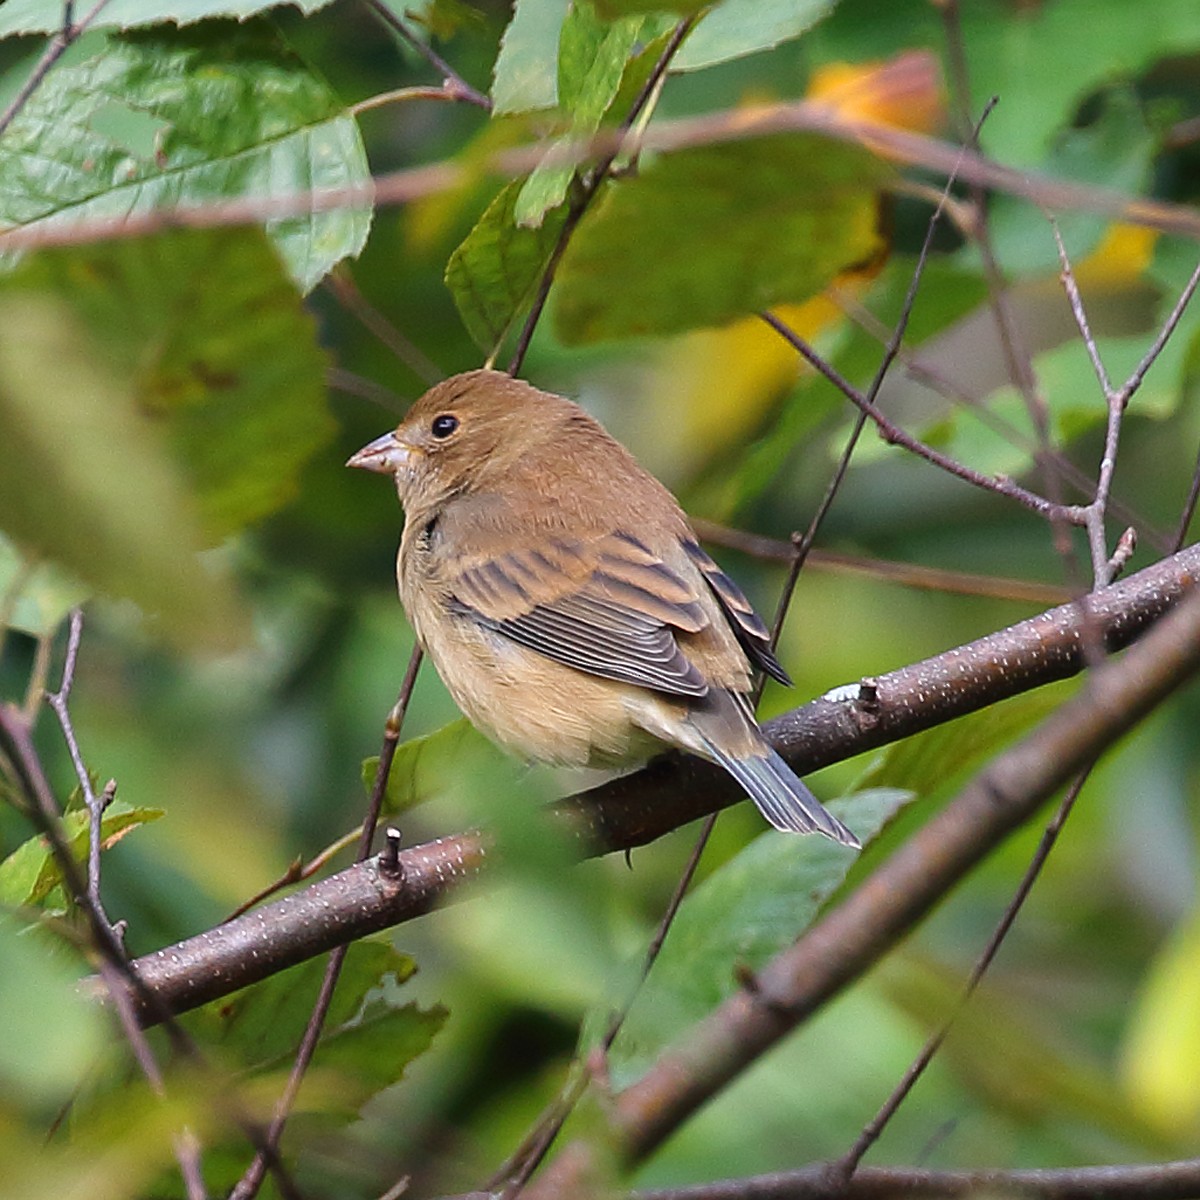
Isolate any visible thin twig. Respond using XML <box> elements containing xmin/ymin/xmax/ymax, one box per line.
<box><xmin>43</xmin><ymin>611</ymin><xmax>117</xmax><ymax>927</ymax></box>
<box><xmin>759</xmin><ymin>311</ymin><xmax>1076</xmax><ymax>524</ymax></box>
<box><xmin>229</xmin><ymin>645</ymin><xmax>424</xmax><ymax>1200</ymax></box>
<box><xmin>0</xmin><ymin>0</ymin><xmax>113</xmax><ymax>139</ymax></box>
<box><xmin>834</xmin><ymin>765</ymin><xmax>1091</xmax><ymax>1179</ymax></box>
<box><xmin>324</xmin><ymin>268</ymin><xmax>443</xmax><ymax>386</ymax></box>
<box><xmin>97</xmin><ymin>957</ymin><xmax>210</xmax><ymax>1200</ymax></box>
<box><xmin>363</xmin><ymin>0</ymin><xmax>491</xmax><ymax>110</ymax></box>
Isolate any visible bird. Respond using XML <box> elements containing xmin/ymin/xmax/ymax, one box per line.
<box><xmin>347</xmin><ymin>369</ymin><xmax>858</xmax><ymax>847</ymax></box>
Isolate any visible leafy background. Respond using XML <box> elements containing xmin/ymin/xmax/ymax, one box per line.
<box><xmin>2</xmin><ymin>0</ymin><xmax>1200</xmax><ymax>1196</ymax></box>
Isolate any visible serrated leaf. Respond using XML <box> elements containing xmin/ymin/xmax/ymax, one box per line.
<box><xmin>446</xmin><ymin>180</ymin><xmax>570</xmax><ymax>353</ymax></box>
<box><xmin>0</xmin><ymin>26</ymin><xmax>370</xmax><ymax>292</ymax></box>
<box><xmin>491</xmin><ymin>0</ymin><xmax>570</xmax><ymax>114</ymax></box>
<box><xmin>0</xmin><ymin>805</ymin><xmax>164</xmax><ymax>909</ymax></box>
<box><xmin>185</xmin><ymin>941</ymin><xmax>445</xmax><ymax>1121</ymax></box>
<box><xmin>363</xmin><ymin>716</ymin><xmax>526</xmax><ymax>814</ymax></box>
<box><xmin>0</xmin><ymin>294</ymin><xmax>243</xmax><ymax>650</ymax></box>
<box><xmin>12</xmin><ymin>229</ymin><xmax>335</xmax><ymax>539</ymax></box>
<box><xmin>608</xmin><ymin>788</ymin><xmax>910</xmax><ymax>1082</ymax></box>
<box><xmin>0</xmin><ymin>0</ymin><xmax>337</xmax><ymax>36</ymax></box>
<box><xmin>673</xmin><ymin>0</ymin><xmax>837</xmax><ymax>72</ymax></box>
<box><xmin>190</xmin><ymin>942</ymin><xmax>418</xmax><ymax>1065</ymax></box>
<box><xmin>555</xmin><ymin>134</ymin><xmax>891</xmax><ymax>342</ymax></box>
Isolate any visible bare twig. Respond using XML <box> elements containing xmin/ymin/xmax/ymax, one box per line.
<box><xmin>759</xmin><ymin>311</ymin><xmax>1077</xmax><ymax>524</ymax></box>
<box><xmin>8</xmin><ymin>101</ymin><xmax>1200</xmax><ymax>255</ymax></box>
<box><xmin>323</xmin><ymin>268</ymin><xmax>443</xmax><ymax>386</ymax></box>
<box><xmin>692</xmin><ymin>523</ymin><xmax>1070</xmax><ymax>606</ymax></box>
<box><xmin>630</xmin><ymin>1154</ymin><xmax>1200</xmax><ymax>1200</ymax></box>
<box><xmin>0</xmin><ymin>0</ymin><xmax>113</xmax><ymax>139</ymax></box>
<box><xmin>363</xmin><ymin>0</ymin><xmax>491</xmax><ymax>111</ymax></box>
<box><xmin>833</xmin><ymin>765</ymin><xmax>1092</xmax><ymax>1178</ymax></box>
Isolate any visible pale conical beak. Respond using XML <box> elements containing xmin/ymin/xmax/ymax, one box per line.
<box><xmin>346</xmin><ymin>431</ymin><xmax>412</xmax><ymax>475</ymax></box>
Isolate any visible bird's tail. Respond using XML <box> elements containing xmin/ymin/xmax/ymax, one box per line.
<box><xmin>687</xmin><ymin>693</ymin><xmax>860</xmax><ymax>847</ymax></box>
<box><xmin>710</xmin><ymin>742</ymin><xmax>860</xmax><ymax>847</ymax></box>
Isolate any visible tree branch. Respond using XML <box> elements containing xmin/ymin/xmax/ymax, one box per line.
<box><xmin>90</xmin><ymin>542</ymin><xmax>1200</xmax><ymax>1025</ymax></box>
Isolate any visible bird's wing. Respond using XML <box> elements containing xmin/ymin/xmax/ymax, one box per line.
<box><xmin>446</xmin><ymin>528</ymin><xmax>712</xmax><ymax>698</ymax></box>
<box><xmin>681</xmin><ymin>539</ymin><xmax>792</xmax><ymax>686</ymax></box>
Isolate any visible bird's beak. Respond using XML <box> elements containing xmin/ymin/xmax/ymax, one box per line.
<box><xmin>346</xmin><ymin>431</ymin><xmax>412</xmax><ymax>475</ymax></box>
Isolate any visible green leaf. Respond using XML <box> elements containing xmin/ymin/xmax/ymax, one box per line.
<box><xmin>0</xmin><ymin>916</ymin><xmax>109</xmax><ymax>1104</ymax></box>
<box><xmin>0</xmin><ymin>531</ymin><xmax>90</xmax><ymax>638</ymax></box>
<box><xmin>512</xmin><ymin>1</ymin><xmax>643</xmax><ymax>228</ymax></box>
<box><xmin>190</xmin><ymin>941</ymin><xmax>418</xmax><ymax>1064</ymax></box>
<box><xmin>491</xmin><ymin>0</ymin><xmax>570</xmax><ymax>114</ymax></box>
<box><xmin>608</xmin><ymin>788</ymin><xmax>910</xmax><ymax>1081</ymax></box>
<box><xmin>0</xmin><ymin>293</ymin><xmax>244</xmax><ymax>650</ymax></box>
<box><xmin>13</xmin><ymin>229</ymin><xmax>335</xmax><ymax>539</ymax></box>
<box><xmin>446</xmin><ymin>180</ymin><xmax>570</xmax><ymax>352</ymax></box>
<box><xmin>555</xmin><ymin>135</ymin><xmax>891</xmax><ymax>342</ymax></box>
<box><xmin>363</xmin><ymin>717</ymin><xmax>526</xmax><ymax>814</ymax></box>
<box><xmin>0</xmin><ymin>804</ymin><xmax>164</xmax><ymax>909</ymax></box>
<box><xmin>672</xmin><ymin>0</ymin><xmax>837</xmax><ymax>72</ymax></box>
<box><xmin>987</xmin><ymin>88</ymin><xmax>1157</xmax><ymax>275</ymax></box>
<box><xmin>0</xmin><ymin>0</ymin><xmax>337</xmax><ymax>36</ymax></box>
<box><xmin>0</xmin><ymin>25</ymin><xmax>370</xmax><ymax>292</ymax></box>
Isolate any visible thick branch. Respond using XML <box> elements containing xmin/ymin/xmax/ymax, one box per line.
<box><xmin>634</xmin><ymin>1157</ymin><xmax>1200</xmax><ymax>1200</ymax></box>
<box><xmin>105</xmin><ymin>544</ymin><xmax>1199</xmax><ymax>1023</ymax></box>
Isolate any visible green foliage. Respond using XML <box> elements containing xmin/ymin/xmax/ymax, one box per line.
<box><xmin>0</xmin><ymin>803</ymin><xmax>163</xmax><ymax>908</ymax></box>
<box><xmin>555</xmin><ymin>136</ymin><xmax>891</xmax><ymax>341</ymax></box>
<box><xmin>3</xmin><ymin>0</ymin><xmax>1200</xmax><ymax>1195</ymax></box>
<box><xmin>0</xmin><ymin>1</ymin><xmax>337</xmax><ymax>33</ymax></box>
<box><xmin>0</xmin><ymin>24</ymin><xmax>370</xmax><ymax>291</ymax></box>
<box><xmin>445</xmin><ymin>180</ymin><xmax>570</xmax><ymax>353</ymax></box>
<box><xmin>609</xmin><ymin>788</ymin><xmax>911</xmax><ymax>1083</ymax></box>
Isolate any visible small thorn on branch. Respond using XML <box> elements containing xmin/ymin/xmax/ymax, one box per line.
<box><xmin>380</xmin><ymin>827</ymin><xmax>404</xmax><ymax>880</ymax></box>
<box><xmin>1108</xmin><ymin>527</ymin><xmax>1138</xmax><ymax>581</ymax></box>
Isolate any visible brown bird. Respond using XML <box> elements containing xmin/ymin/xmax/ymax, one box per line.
<box><xmin>348</xmin><ymin>369</ymin><xmax>858</xmax><ymax>846</ymax></box>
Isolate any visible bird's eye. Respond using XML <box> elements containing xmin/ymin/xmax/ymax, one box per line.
<box><xmin>430</xmin><ymin>413</ymin><xmax>459</xmax><ymax>439</ymax></box>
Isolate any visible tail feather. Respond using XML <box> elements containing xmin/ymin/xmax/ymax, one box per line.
<box><xmin>693</xmin><ymin>723</ymin><xmax>860</xmax><ymax>847</ymax></box>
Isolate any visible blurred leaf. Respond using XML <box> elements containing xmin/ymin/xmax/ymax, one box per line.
<box><xmin>0</xmin><ymin>0</ymin><xmax>337</xmax><ymax>33</ymax></box>
<box><xmin>0</xmin><ymin>804</ymin><xmax>164</xmax><ymax>908</ymax></box>
<box><xmin>0</xmin><ymin>25</ymin><xmax>370</xmax><ymax>292</ymax></box>
<box><xmin>306</xmin><ymin>990</ymin><xmax>447</xmax><ymax>1120</ymax></box>
<box><xmin>190</xmin><ymin>941</ymin><xmax>439</xmax><ymax>1079</ymax></box>
<box><xmin>609</xmin><ymin>788</ymin><xmax>911</xmax><ymax>1081</ymax></box>
<box><xmin>887</xmin><ymin>956</ymin><xmax>1173</xmax><ymax>1153</ymax></box>
<box><xmin>14</xmin><ymin>229</ymin><xmax>334</xmax><ymax>539</ymax></box>
<box><xmin>941</xmin><ymin>322</ymin><xmax>1193</xmax><ymax>480</ymax></box>
<box><xmin>0</xmin><ymin>916</ymin><xmax>109</xmax><ymax>1105</ymax></box>
<box><xmin>446</xmin><ymin>180</ymin><xmax>570</xmax><ymax>352</ymax></box>
<box><xmin>0</xmin><ymin>294</ymin><xmax>244</xmax><ymax>649</ymax></box>
<box><xmin>0</xmin><ymin>531</ymin><xmax>90</xmax><ymax>637</ymax></box>
<box><xmin>556</xmin><ymin>135</ymin><xmax>890</xmax><ymax>342</ymax></box>
<box><xmin>988</xmin><ymin>88</ymin><xmax>1157</xmax><ymax>275</ymax></box>
<box><xmin>672</xmin><ymin>0</ymin><xmax>837</xmax><ymax>72</ymax></box>
<box><xmin>858</xmin><ymin>686</ymin><xmax>1071</xmax><ymax>796</ymax></box>
<box><xmin>366</xmin><ymin>716</ymin><xmax>526</xmax><ymax>815</ymax></box>
<box><xmin>1122</xmin><ymin>908</ymin><xmax>1200</xmax><ymax>1137</ymax></box>
<box><xmin>491</xmin><ymin>0</ymin><xmax>569</xmax><ymax>114</ymax></box>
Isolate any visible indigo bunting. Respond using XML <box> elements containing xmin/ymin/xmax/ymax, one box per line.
<box><xmin>348</xmin><ymin>370</ymin><xmax>858</xmax><ymax>846</ymax></box>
